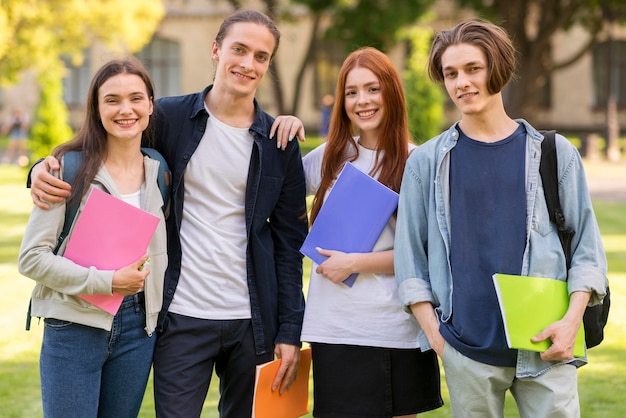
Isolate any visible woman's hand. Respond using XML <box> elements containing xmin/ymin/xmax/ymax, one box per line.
<box><xmin>270</xmin><ymin>115</ymin><xmax>306</xmax><ymax>150</ymax></box>
<box><xmin>112</xmin><ymin>254</ymin><xmax>150</xmax><ymax>296</ymax></box>
<box><xmin>315</xmin><ymin>248</ymin><xmax>394</xmax><ymax>284</ymax></box>
<box><xmin>315</xmin><ymin>248</ymin><xmax>356</xmax><ymax>283</ymax></box>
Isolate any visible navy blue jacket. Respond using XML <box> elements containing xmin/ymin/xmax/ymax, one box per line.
<box><xmin>152</xmin><ymin>85</ymin><xmax>308</xmax><ymax>354</ymax></box>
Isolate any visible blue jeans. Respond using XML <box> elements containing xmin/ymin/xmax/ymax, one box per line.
<box><xmin>40</xmin><ymin>293</ymin><xmax>155</xmax><ymax>418</ymax></box>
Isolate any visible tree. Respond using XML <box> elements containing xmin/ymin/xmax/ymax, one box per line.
<box><xmin>262</xmin><ymin>0</ymin><xmax>287</xmax><ymax>114</ymax></box>
<box><xmin>29</xmin><ymin>62</ymin><xmax>73</xmax><ymax>159</ymax></box>
<box><xmin>288</xmin><ymin>0</ymin><xmax>436</xmax><ymax>115</ymax></box>
<box><xmin>402</xmin><ymin>26</ymin><xmax>445</xmax><ymax>143</ymax></box>
<box><xmin>284</xmin><ymin>0</ymin><xmax>335</xmax><ymax>116</ymax></box>
<box><xmin>454</xmin><ymin>0</ymin><xmax>626</xmax><ymax>160</ymax></box>
<box><xmin>0</xmin><ymin>0</ymin><xmax>164</xmax><ymax>158</ymax></box>
<box><xmin>599</xmin><ymin>0</ymin><xmax>622</xmax><ymax>161</ymax></box>
<box><xmin>323</xmin><ymin>0</ymin><xmax>436</xmax><ymax>53</ymax></box>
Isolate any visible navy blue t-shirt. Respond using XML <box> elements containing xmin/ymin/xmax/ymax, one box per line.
<box><xmin>440</xmin><ymin>123</ymin><xmax>527</xmax><ymax>367</ymax></box>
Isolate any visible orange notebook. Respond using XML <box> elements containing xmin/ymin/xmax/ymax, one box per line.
<box><xmin>252</xmin><ymin>347</ymin><xmax>312</xmax><ymax>418</ymax></box>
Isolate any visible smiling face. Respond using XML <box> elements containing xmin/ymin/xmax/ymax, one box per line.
<box><xmin>211</xmin><ymin>21</ymin><xmax>275</xmax><ymax>99</ymax></box>
<box><xmin>343</xmin><ymin>66</ymin><xmax>385</xmax><ymax>144</ymax></box>
<box><xmin>441</xmin><ymin>43</ymin><xmax>501</xmax><ymax>119</ymax></box>
<box><xmin>98</xmin><ymin>73</ymin><xmax>153</xmax><ymax>144</ymax></box>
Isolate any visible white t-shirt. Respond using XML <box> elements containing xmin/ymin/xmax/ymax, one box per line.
<box><xmin>121</xmin><ymin>189</ymin><xmax>143</xmax><ymax>291</ymax></box>
<box><xmin>169</xmin><ymin>111</ymin><xmax>252</xmax><ymax>319</ymax></box>
<box><xmin>300</xmin><ymin>139</ymin><xmax>421</xmax><ymax>349</ymax></box>
<box><xmin>120</xmin><ymin>189</ymin><xmax>141</xmax><ymax>209</ymax></box>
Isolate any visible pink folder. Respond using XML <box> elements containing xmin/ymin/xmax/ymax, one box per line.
<box><xmin>63</xmin><ymin>188</ymin><xmax>160</xmax><ymax>315</ymax></box>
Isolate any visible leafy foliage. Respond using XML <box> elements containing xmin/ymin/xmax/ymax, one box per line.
<box><xmin>402</xmin><ymin>26</ymin><xmax>445</xmax><ymax>144</ymax></box>
<box><xmin>29</xmin><ymin>65</ymin><xmax>73</xmax><ymax>160</ymax></box>
<box><xmin>286</xmin><ymin>0</ymin><xmax>436</xmax><ymax>115</ymax></box>
<box><xmin>0</xmin><ymin>0</ymin><xmax>165</xmax><ymax>158</ymax></box>
<box><xmin>321</xmin><ymin>0</ymin><xmax>436</xmax><ymax>53</ymax></box>
<box><xmin>0</xmin><ymin>0</ymin><xmax>164</xmax><ymax>83</ymax></box>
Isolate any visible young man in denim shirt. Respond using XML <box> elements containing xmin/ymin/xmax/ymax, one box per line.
<box><xmin>394</xmin><ymin>20</ymin><xmax>608</xmax><ymax>418</ymax></box>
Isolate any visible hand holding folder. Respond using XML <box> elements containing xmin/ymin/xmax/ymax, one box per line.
<box><xmin>252</xmin><ymin>347</ymin><xmax>312</xmax><ymax>418</ymax></box>
<box><xmin>63</xmin><ymin>188</ymin><xmax>160</xmax><ymax>315</ymax></box>
<box><xmin>492</xmin><ymin>273</ymin><xmax>586</xmax><ymax>357</ymax></box>
<box><xmin>300</xmin><ymin>163</ymin><xmax>399</xmax><ymax>287</ymax></box>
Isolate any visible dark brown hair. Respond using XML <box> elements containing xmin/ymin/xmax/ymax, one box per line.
<box><xmin>427</xmin><ymin>20</ymin><xmax>517</xmax><ymax>94</ymax></box>
<box><xmin>310</xmin><ymin>47</ymin><xmax>410</xmax><ymax>224</ymax></box>
<box><xmin>53</xmin><ymin>58</ymin><xmax>155</xmax><ymax>204</ymax></box>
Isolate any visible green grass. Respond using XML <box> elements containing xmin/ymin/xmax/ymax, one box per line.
<box><xmin>299</xmin><ymin>135</ymin><xmax>325</xmax><ymax>156</ymax></box>
<box><xmin>1</xmin><ymin>162</ymin><xmax>625</xmax><ymax>417</ymax></box>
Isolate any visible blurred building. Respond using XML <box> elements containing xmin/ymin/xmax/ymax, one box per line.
<box><xmin>1</xmin><ymin>0</ymin><xmax>625</xmax><ymax>141</ymax></box>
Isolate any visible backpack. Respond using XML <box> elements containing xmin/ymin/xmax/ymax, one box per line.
<box><xmin>539</xmin><ymin>130</ymin><xmax>610</xmax><ymax>349</ymax></box>
<box><xmin>52</xmin><ymin>147</ymin><xmax>171</xmax><ymax>255</ymax></box>
<box><xmin>25</xmin><ymin>147</ymin><xmax>171</xmax><ymax>331</ymax></box>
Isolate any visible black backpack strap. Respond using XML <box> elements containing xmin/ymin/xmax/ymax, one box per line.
<box><xmin>539</xmin><ymin>131</ymin><xmax>609</xmax><ymax>349</ymax></box>
<box><xmin>539</xmin><ymin>130</ymin><xmax>575</xmax><ymax>268</ymax></box>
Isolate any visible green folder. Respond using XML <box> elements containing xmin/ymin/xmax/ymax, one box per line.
<box><xmin>492</xmin><ymin>273</ymin><xmax>586</xmax><ymax>358</ymax></box>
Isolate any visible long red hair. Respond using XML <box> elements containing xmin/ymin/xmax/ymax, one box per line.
<box><xmin>310</xmin><ymin>47</ymin><xmax>412</xmax><ymax>224</ymax></box>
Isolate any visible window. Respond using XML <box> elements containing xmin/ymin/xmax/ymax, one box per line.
<box><xmin>62</xmin><ymin>54</ymin><xmax>91</xmax><ymax>107</ymax></box>
<box><xmin>136</xmin><ymin>37</ymin><xmax>181</xmax><ymax>98</ymax></box>
<box><xmin>593</xmin><ymin>40</ymin><xmax>626</xmax><ymax>108</ymax></box>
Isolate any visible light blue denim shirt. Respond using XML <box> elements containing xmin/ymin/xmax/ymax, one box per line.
<box><xmin>395</xmin><ymin>120</ymin><xmax>608</xmax><ymax>377</ymax></box>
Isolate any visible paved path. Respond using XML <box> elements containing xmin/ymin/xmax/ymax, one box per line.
<box><xmin>583</xmin><ymin>160</ymin><xmax>626</xmax><ymax>203</ymax></box>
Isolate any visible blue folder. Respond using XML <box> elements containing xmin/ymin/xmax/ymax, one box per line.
<box><xmin>300</xmin><ymin>162</ymin><xmax>399</xmax><ymax>287</ymax></box>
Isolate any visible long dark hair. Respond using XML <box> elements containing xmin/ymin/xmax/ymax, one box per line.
<box><xmin>310</xmin><ymin>47</ymin><xmax>411</xmax><ymax>224</ymax></box>
<box><xmin>53</xmin><ymin>58</ymin><xmax>155</xmax><ymax>204</ymax></box>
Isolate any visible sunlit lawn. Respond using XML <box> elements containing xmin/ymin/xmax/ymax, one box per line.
<box><xmin>1</xmin><ymin>160</ymin><xmax>625</xmax><ymax>417</ymax></box>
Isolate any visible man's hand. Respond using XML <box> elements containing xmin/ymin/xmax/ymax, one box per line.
<box><xmin>410</xmin><ymin>302</ymin><xmax>445</xmax><ymax>357</ymax></box>
<box><xmin>271</xmin><ymin>343</ymin><xmax>301</xmax><ymax>394</ymax></box>
<box><xmin>31</xmin><ymin>156</ymin><xmax>71</xmax><ymax>209</ymax></box>
<box><xmin>531</xmin><ymin>319</ymin><xmax>581</xmax><ymax>361</ymax></box>
<box><xmin>270</xmin><ymin>116</ymin><xmax>306</xmax><ymax>151</ymax></box>
<box><xmin>532</xmin><ymin>290</ymin><xmax>590</xmax><ymax>361</ymax></box>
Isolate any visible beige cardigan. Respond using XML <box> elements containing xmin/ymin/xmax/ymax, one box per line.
<box><xmin>18</xmin><ymin>156</ymin><xmax>168</xmax><ymax>335</ymax></box>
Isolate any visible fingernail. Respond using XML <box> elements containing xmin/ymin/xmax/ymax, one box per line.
<box><xmin>269</xmin><ymin>132</ymin><xmax>274</xmax><ymax>139</ymax></box>
<box><xmin>288</xmin><ymin>136</ymin><xmax>293</xmax><ymax>142</ymax></box>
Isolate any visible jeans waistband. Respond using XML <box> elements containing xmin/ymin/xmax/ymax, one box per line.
<box><xmin>120</xmin><ymin>292</ymin><xmax>145</xmax><ymax>310</ymax></box>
